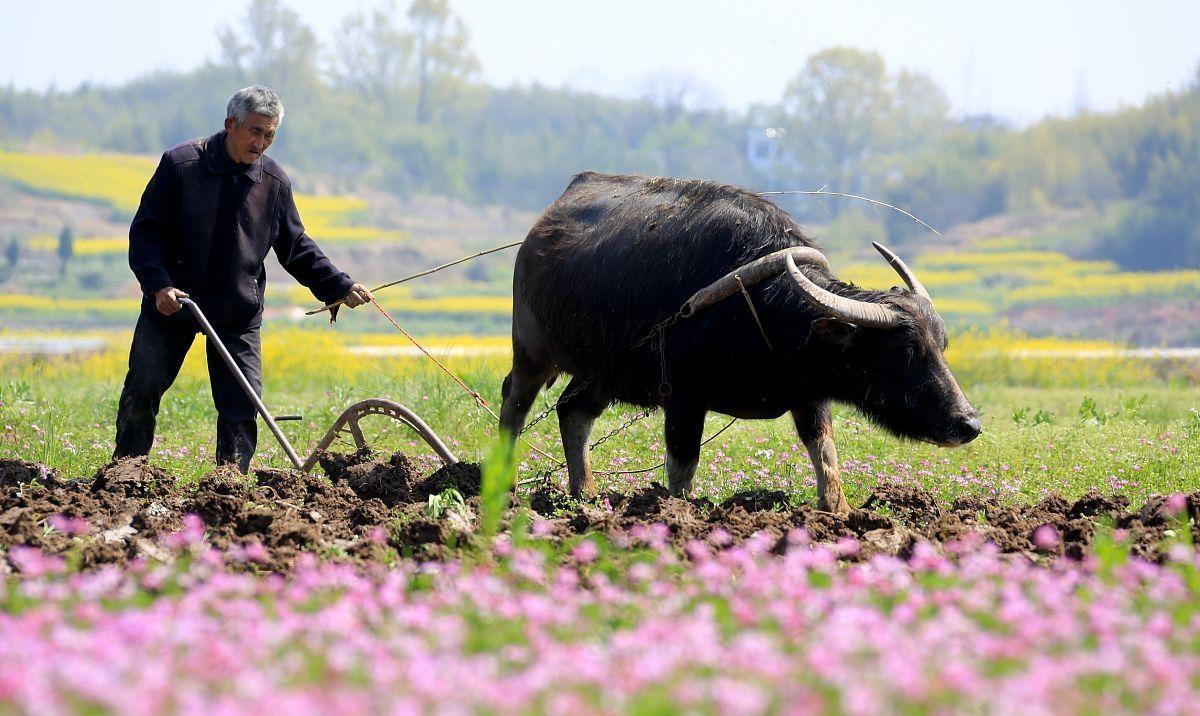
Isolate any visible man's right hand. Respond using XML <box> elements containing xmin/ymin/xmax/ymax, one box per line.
<box><xmin>154</xmin><ymin>287</ymin><xmax>189</xmax><ymax>316</ymax></box>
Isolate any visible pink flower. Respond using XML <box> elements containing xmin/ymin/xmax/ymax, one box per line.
<box><xmin>8</xmin><ymin>546</ymin><xmax>66</xmax><ymax>577</ymax></box>
<box><xmin>165</xmin><ymin>513</ymin><xmax>207</xmax><ymax>549</ymax></box>
<box><xmin>786</xmin><ymin>528</ymin><xmax>811</xmax><ymax>547</ymax></box>
<box><xmin>572</xmin><ymin>539</ymin><xmax>599</xmax><ymax>563</ymax></box>
<box><xmin>1167</xmin><ymin>544</ymin><xmax>1191</xmax><ymax>563</ymax></box>
<box><xmin>1164</xmin><ymin>493</ymin><xmax>1189</xmax><ymax>516</ymax></box>
<box><xmin>836</xmin><ymin>536</ymin><xmax>860</xmax><ymax>557</ymax></box>
<box><xmin>47</xmin><ymin>514</ymin><xmax>90</xmax><ymax>536</ymax></box>
<box><xmin>1032</xmin><ymin>525</ymin><xmax>1059</xmax><ymax>552</ymax></box>
<box><xmin>229</xmin><ymin>541</ymin><xmax>270</xmax><ymax>564</ymax></box>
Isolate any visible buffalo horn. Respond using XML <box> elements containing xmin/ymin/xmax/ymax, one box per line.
<box><xmin>872</xmin><ymin>241</ymin><xmax>932</xmax><ymax>303</ymax></box>
<box><xmin>680</xmin><ymin>247</ymin><xmax>831</xmax><ymax>317</ymax></box>
<box><xmin>784</xmin><ymin>253</ymin><xmax>901</xmax><ymax>329</ymax></box>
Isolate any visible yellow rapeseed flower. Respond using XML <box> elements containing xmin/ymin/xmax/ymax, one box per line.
<box><xmin>0</xmin><ymin>150</ymin><xmax>156</xmax><ymax>215</ymax></box>
<box><xmin>0</xmin><ymin>150</ymin><xmax>407</xmax><ymax>244</ymax></box>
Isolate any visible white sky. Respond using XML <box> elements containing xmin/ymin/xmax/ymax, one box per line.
<box><xmin>1</xmin><ymin>0</ymin><xmax>1197</xmax><ymax>124</ymax></box>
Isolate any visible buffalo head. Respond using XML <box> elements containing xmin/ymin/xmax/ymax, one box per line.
<box><xmin>783</xmin><ymin>243</ymin><xmax>981</xmax><ymax>447</ymax></box>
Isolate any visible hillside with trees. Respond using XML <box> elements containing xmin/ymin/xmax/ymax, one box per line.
<box><xmin>0</xmin><ymin>0</ymin><xmax>1196</xmax><ymax>272</ymax></box>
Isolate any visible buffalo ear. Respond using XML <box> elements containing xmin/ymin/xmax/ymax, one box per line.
<box><xmin>812</xmin><ymin>317</ymin><xmax>857</xmax><ymax>345</ymax></box>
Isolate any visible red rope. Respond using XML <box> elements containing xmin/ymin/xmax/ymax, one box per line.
<box><xmin>369</xmin><ymin>297</ymin><xmax>568</xmax><ymax>465</ymax></box>
<box><xmin>369</xmin><ymin>298</ymin><xmax>496</xmax><ymax>417</ymax></box>
<box><xmin>365</xmin><ymin>296</ymin><xmax>737</xmax><ymax>472</ymax></box>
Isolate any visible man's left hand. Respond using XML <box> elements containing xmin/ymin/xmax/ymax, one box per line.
<box><xmin>342</xmin><ymin>283</ymin><xmax>373</xmax><ymax>308</ymax></box>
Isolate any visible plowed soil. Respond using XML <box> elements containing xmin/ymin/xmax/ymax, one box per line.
<box><xmin>0</xmin><ymin>452</ymin><xmax>1196</xmax><ymax>576</ymax></box>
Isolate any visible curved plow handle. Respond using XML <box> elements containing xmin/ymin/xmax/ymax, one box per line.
<box><xmin>302</xmin><ymin>399</ymin><xmax>458</xmax><ymax>472</ymax></box>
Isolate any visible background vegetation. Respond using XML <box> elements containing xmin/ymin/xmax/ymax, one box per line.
<box><xmin>1</xmin><ymin>0</ymin><xmax>1197</xmax><ymax>271</ymax></box>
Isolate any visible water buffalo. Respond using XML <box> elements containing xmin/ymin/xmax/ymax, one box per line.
<box><xmin>499</xmin><ymin>172</ymin><xmax>980</xmax><ymax>515</ymax></box>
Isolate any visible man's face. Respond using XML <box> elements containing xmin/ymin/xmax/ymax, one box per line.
<box><xmin>223</xmin><ymin>113</ymin><xmax>279</xmax><ymax>164</ymax></box>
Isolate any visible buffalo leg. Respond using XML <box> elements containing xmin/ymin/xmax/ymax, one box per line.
<box><xmin>498</xmin><ymin>347</ymin><xmax>553</xmax><ymax>441</ymax></box>
<box><xmin>664</xmin><ymin>401</ymin><xmax>706</xmax><ymax>497</ymax></box>
<box><xmin>792</xmin><ymin>403</ymin><xmax>851</xmax><ymax>517</ymax></box>
<box><xmin>558</xmin><ymin>378</ymin><xmax>606</xmax><ymax>498</ymax></box>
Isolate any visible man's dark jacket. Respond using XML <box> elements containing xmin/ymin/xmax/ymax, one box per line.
<box><xmin>129</xmin><ymin>131</ymin><xmax>353</xmax><ymax>327</ymax></box>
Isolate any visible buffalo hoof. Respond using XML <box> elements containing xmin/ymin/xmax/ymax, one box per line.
<box><xmin>818</xmin><ymin>494</ymin><xmax>852</xmax><ymax>519</ymax></box>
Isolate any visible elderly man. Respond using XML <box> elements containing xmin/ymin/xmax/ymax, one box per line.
<box><xmin>114</xmin><ymin>85</ymin><xmax>371</xmax><ymax>472</ymax></box>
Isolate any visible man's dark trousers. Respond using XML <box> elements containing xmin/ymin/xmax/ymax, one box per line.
<box><xmin>114</xmin><ymin>301</ymin><xmax>262</xmax><ymax>473</ymax></box>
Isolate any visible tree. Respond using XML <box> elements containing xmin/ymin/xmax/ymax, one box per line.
<box><xmin>1097</xmin><ymin>134</ymin><xmax>1200</xmax><ymax>270</ymax></box>
<box><xmin>882</xmin><ymin>126</ymin><xmax>1006</xmax><ymax>245</ymax></box>
<box><xmin>778</xmin><ymin>47</ymin><xmax>950</xmax><ymax>208</ymax></box>
<box><xmin>57</xmin><ymin>224</ymin><xmax>73</xmax><ymax>275</ymax></box>
<box><xmin>216</xmin><ymin>0</ymin><xmax>320</xmax><ymax>99</ymax></box>
<box><xmin>890</xmin><ymin>70</ymin><xmax>951</xmax><ymax>148</ymax></box>
<box><xmin>3</xmin><ymin>238</ymin><xmax>18</xmax><ymax>282</ymax></box>
<box><xmin>781</xmin><ymin>47</ymin><xmax>893</xmax><ymax>200</ymax></box>
<box><xmin>407</xmin><ymin>0</ymin><xmax>480</xmax><ymax>124</ymax></box>
<box><xmin>329</xmin><ymin>1</ymin><xmax>412</xmax><ymax>104</ymax></box>
<box><xmin>636</xmin><ymin>116</ymin><xmax>744</xmax><ymax>182</ymax></box>
<box><xmin>638</xmin><ymin>71</ymin><xmax>716</xmax><ymax>123</ymax></box>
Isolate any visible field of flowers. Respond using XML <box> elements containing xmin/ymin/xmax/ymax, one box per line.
<box><xmin>837</xmin><ymin>243</ymin><xmax>1200</xmax><ymax>320</ymax></box>
<box><xmin>24</xmin><ymin>234</ymin><xmax>128</xmax><ymax>257</ymax></box>
<box><xmin>0</xmin><ymin>290</ymin><xmax>510</xmax><ymax>326</ymax></box>
<box><xmin>0</xmin><ymin>149</ymin><xmax>156</xmax><ymax>215</ymax></box>
<box><xmin>3</xmin><ymin>523</ymin><xmax>1198</xmax><ymax>714</ymax></box>
<box><xmin>0</xmin><ymin>295</ymin><xmax>513</xmax><ymax>339</ymax></box>
<box><xmin>3</xmin><ymin>150</ymin><xmax>1200</xmax><ymax>713</ymax></box>
<box><xmin>292</xmin><ymin>194</ymin><xmax>410</xmax><ymax>244</ymax></box>
<box><xmin>3</xmin><ymin>320</ymin><xmax>1200</xmax><ymax>713</ymax></box>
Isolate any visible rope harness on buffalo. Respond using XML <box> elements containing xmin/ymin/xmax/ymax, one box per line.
<box><xmin>327</xmin><ymin>281</ymin><xmax>727</xmax><ymax>483</ymax></box>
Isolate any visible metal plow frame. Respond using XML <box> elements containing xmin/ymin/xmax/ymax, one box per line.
<box><xmin>180</xmin><ymin>298</ymin><xmax>457</xmax><ymax>474</ymax></box>
<box><xmin>302</xmin><ymin>398</ymin><xmax>458</xmax><ymax>472</ymax></box>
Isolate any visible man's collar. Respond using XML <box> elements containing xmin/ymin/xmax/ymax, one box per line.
<box><xmin>204</xmin><ymin>131</ymin><xmax>263</xmax><ymax>183</ymax></box>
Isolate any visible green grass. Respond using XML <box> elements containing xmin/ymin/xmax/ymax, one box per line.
<box><xmin>2</xmin><ymin>335</ymin><xmax>1198</xmax><ymax>507</ymax></box>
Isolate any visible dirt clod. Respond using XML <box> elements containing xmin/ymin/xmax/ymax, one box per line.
<box><xmin>861</xmin><ymin>484</ymin><xmax>942</xmax><ymax>526</ymax></box>
<box><xmin>90</xmin><ymin>457</ymin><xmax>173</xmax><ymax>498</ymax></box>
<box><xmin>411</xmin><ymin>461</ymin><xmax>482</xmax><ymax>501</ymax></box>
<box><xmin>718</xmin><ymin>489</ymin><xmax>791</xmax><ymax>513</ymax></box>
<box><xmin>0</xmin><ymin>458</ymin><xmax>57</xmax><ymax>487</ymax></box>
<box><xmin>1</xmin><ymin>451</ymin><xmax>1196</xmax><ymax>576</ymax></box>
<box><xmin>339</xmin><ymin>452</ymin><xmax>417</xmax><ymax>507</ymax></box>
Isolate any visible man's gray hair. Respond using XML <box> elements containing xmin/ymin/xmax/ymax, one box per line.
<box><xmin>226</xmin><ymin>86</ymin><xmax>285</xmax><ymax>125</ymax></box>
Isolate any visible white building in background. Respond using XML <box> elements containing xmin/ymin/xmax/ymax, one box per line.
<box><xmin>745</xmin><ymin>126</ymin><xmax>786</xmax><ymax>172</ymax></box>
<box><xmin>745</xmin><ymin>125</ymin><xmax>802</xmax><ymax>190</ymax></box>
